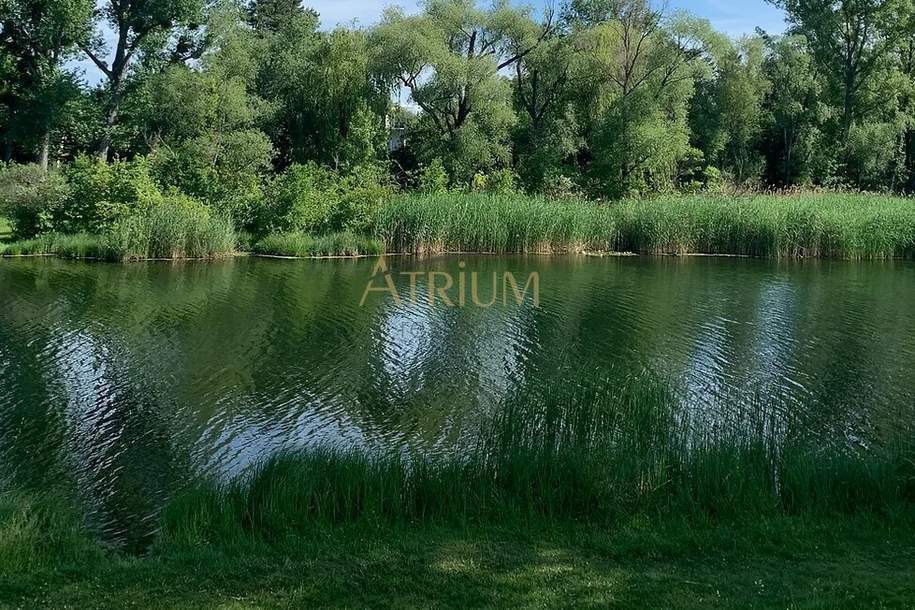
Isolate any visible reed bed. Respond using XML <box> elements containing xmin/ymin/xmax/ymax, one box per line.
<box><xmin>0</xmin><ymin>204</ymin><xmax>236</xmax><ymax>261</ymax></box>
<box><xmin>374</xmin><ymin>193</ymin><xmax>617</xmax><ymax>254</ymax></box>
<box><xmin>253</xmin><ymin>232</ymin><xmax>384</xmax><ymax>257</ymax></box>
<box><xmin>109</xmin><ymin>203</ymin><xmax>236</xmax><ymax>261</ymax></box>
<box><xmin>377</xmin><ymin>193</ymin><xmax>915</xmax><ymax>259</ymax></box>
<box><xmin>161</xmin><ymin>378</ymin><xmax>915</xmax><ymax>546</ymax></box>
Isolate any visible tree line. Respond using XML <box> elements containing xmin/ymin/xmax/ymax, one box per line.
<box><xmin>3</xmin><ymin>0</ymin><xmax>915</xmax><ymax>205</ymax></box>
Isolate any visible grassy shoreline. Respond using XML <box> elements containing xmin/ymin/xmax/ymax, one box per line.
<box><xmin>3</xmin><ymin>505</ymin><xmax>914</xmax><ymax>608</ymax></box>
<box><xmin>5</xmin><ymin>193</ymin><xmax>915</xmax><ymax>261</ymax></box>
<box><xmin>3</xmin><ymin>380</ymin><xmax>914</xmax><ymax>606</ymax></box>
<box><xmin>378</xmin><ymin>193</ymin><xmax>915</xmax><ymax>259</ymax></box>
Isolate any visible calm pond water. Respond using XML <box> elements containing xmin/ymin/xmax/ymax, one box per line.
<box><xmin>2</xmin><ymin>255</ymin><xmax>915</xmax><ymax>544</ymax></box>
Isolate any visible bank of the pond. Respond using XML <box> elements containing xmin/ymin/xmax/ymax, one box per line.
<box><xmin>2</xmin><ymin>372</ymin><xmax>914</xmax><ymax>605</ymax></box>
<box><xmin>378</xmin><ymin>193</ymin><xmax>915</xmax><ymax>259</ymax></box>
<box><xmin>3</xmin><ymin>498</ymin><xmax>914</xmax><ymax>609</ymax></box>
<box><xmin>5</xmin><ymin>193</ymin><xmax>915</xmax><ymax>261</ymax></box>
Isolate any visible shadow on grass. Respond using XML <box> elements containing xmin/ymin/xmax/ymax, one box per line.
<box><xmin>3</xmin><ymin>519</ymin><xmax>915</xmax><ymax>609</ymax></box>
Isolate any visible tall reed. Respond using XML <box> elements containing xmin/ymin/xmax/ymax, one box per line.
<box><xmin>375</xmin><ymin>193</ymin><xmax>617</xmax><ymax>254</ymax></box>
<box><xmin>161</xmin><ymin>377</ymin><xmax>915</xmax><ymax>546</ymax></box>
<box><xmin>109</xmin><ymin>200</ymin><xmax>236</xmax><ymax>261</ymax></box>
<box><xmin>376</xmin><ymin>193</ymin><xmax>915</xmax><ymax>259</ymax></box>
<box><xmin>253</xmin><ymin>232</ymin><xmax>384</xmax><ymax>257</ymax></box>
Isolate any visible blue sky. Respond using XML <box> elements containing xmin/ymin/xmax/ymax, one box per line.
<box><xmin>309</xmin><ymin>0</ymin><xmax>785</xmax><ymax>35</ymax></box>
<box><xmin>75</xmin><ymin>1</ymin><xmax>786</xmax><ymax>84</ymax></box>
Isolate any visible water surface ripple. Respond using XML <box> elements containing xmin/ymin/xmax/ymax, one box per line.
<box><xmin>1</xmin><ymin>255</ymin><xmax>914</xmax><ymax>544</ymax></box>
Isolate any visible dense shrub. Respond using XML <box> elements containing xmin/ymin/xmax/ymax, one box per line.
<box><xmin>417</xmin><ymin>159</ymin><xmax>450</xmax><ymax>194</ymax></box>
<box><xmin>149</xmin><ymin>131</ymin><xmax>273</xmax><ymax>229</ymax></box>
<box><xmin>61</xmin><ymin>156</ymin><xmax>163</xmax><ymax>233</ymax></box>
<box><xmin>0</xmin><ymin>164</ymin><xmax>71</xmax><ymax>238</ymax></box>
<box><xmin>254</xmin><ymin>163</ymin><xmax>392</xmax><ymax>236</ymax></box>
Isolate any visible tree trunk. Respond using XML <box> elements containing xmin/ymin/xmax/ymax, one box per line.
<box><xmin>96</xmin><ymin>81</ymin><xmax>125</xmax><ymax>161</ymax></box>
<box><xmin>39</xmin><ymin>131</ymin><xmax>50</xmax><ymax>171</ymax></box>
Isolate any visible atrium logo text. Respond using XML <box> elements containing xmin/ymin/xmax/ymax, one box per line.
<box><xmin>360</xmin><ymin>258</ymin><xmax>540</xmax><ymax>308</ymax></box>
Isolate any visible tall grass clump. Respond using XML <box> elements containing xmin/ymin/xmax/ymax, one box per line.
<box><xmin>161</xmin><ymin>376</ymin><xmax>915</xmax><ymax>547</ymax></box>
<box><xmin>0</xmin><ymin>492</ymin><xmax>100</xmax><ymax>572</ymax></box>
<box><xmin>375</xmin><ymin>193</ymin><xmax>617</xmax><ymax>254</ymax></box>
<box><xmin>614</xmin><ymin>193</ymin><xmax>915</xmax><ymax>258</ymax></box>
<box><xmin>373</xmin><ymin>192</ymin><xmax>915</xmax><ymax>259</ymax></box>
<box><xmin>253</xmin><ymin>232</ymin><xmax>383</xmax><ymax>257</ymax></box>
<box><xmin>108</xmin><ymin>196</ymin><xmax>236</xmax><ymax>261</ymax></box>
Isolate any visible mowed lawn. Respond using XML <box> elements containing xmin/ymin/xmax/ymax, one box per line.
<box><xmin>3</xmin><ymin>519</ymin><xmax>915</xmax><ymax>609</ymax></box>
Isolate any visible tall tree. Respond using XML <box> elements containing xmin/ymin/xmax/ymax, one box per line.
<box><xmin>769</xmin><ymin>0</ymin><xmax>915</xmax><ymax>136</ymax></box>
<box><xmin>573</xmin><ymin>3</ymin><xmax>707</xmax><ymax>197</ymax></box>
<box><xmin>760</xmin><ymin>34</ymin><xmax>826</xmax><ymax>186</ymax></box>
<box><xmin>0</xmin><ymin>0</ymin><xmax>93</xmax><ymax>168</ymax></box>
<box><xmin>372</xmin><ymin>0</ymin><xmax>554</xmax><ymax>181</ymax></box>
<box><xmin>80</xmin><ymin>0</ymin><xmax>204</xmax><ymax>160</ymax></box>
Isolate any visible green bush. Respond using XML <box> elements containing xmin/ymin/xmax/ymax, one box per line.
<box><xmin>0</xmin><ymin>164</ymin><xmax>71</xmax><ymax>238</ymax></box>
<box><xmin>149</xmin><ymin>132</ymin><xmax>273</xmax><ymax>230</ymax></box>
<box><xmin>61</xmin><ymin>156</ymin><xmax>163</xmax><ymax>233</ymax></box>
<box><xmin>417</xmin><ymin>159</ymin><xmax>450</xmax><ymax>194</ymax></box>
<box><xmin>256</xmin><ymin>163</ymin><xmax>392</xmax><ymax>236</ymax></box>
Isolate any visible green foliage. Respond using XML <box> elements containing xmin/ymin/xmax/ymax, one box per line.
<box><xmin>693</xmin><ymin>37</ymin><xmax>771</xmax><ymax>186</ymax></box>
<box><xmin>0</xmin><ymin>163</ymin><xmax>70</xmax><ymax>238</ymax></box>
<box><xmin>62</xmin><ymin>156</ymin><xmax>162</xmax><ymax>233</ymax></box>
<box><xmin>760</xmin><ymin>35</ymin><xmax>828</xmax><ymax>187</ymax></box>
<box><xmin>575</xmin><ymin>7</ymin><xmax>704</xmax><ymax>198</ymax></box>
<box><xmin>108</xmin><ymin>195</ymin><xmax>236</xmax><ymax>260</ymax></box>
<box><xmin>252</xmin><ymin>232</ymin><xmax>383</xmax><ymax>257</ymax></box>
<box><xmin>0</xmin><ymin>0</ymin><xmax>94</xmax><ymax>165</ymax></box>
<box><xmin>256</xmin><ymin>163</ymin><xmax>392</xmax><ymax>236</ymax></box>
<box><xmin>471</xmin><ymin>168</ymin><xmax>518</xmax><ymax>194</ymax></box>
<box><xmin>417</xmin><ymin>159</ymin><xmax>450</xmax><ymax>194</ymax></box>
<box><xmin>138</xmin><ymin>55</ymin><xmax>274</xmax><ymax>228</ymax></box>
<box><xmin>258</xmin><ymin>21</ymin><xmax>388</xmax><ymax>167</ymax></box>
<box><xmin>372</xmin><ymin>0</ymin><xmax>528</xmax><ymax>182</ymax></box>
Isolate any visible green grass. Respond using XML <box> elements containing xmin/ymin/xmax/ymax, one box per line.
<box><xmin>375</xmin><ymin>193</ymin><xmax>617</xmax><ymax>254</ymax></box>
<box><xmin>2</xmin><ymin>378</ymin><xmax>914</xmax><ymax>607</ymax></box>
<box><xmin>253</xmin><ymin>231</ymin><xmax>384</xmax><ymax>257</ymax></box>
<box><xmin>158</xmin><ymin>379</ymin><xmax>914</xmax><ymax>545</ymax></box>
<box><xmin>0</xmin><ymin>206</ymin><xmax>236</xmax><ymax>261</ymax></box>
<box><xmin>377</xmin><ymin>192</ymin><xmax>915</xmax><ymax>259</ymax></box>
<box><xmin>3</xmin><ymin>509</ymin><xmax>915</xmax><ymax>609</ymax></box>
<box><xmin>0</xmin><ymin>216</ymin><xmax>11</xmax><ymax>243</ymax></box>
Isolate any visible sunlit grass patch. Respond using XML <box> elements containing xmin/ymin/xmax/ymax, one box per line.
<box><xmin>253</xmin><ymin>232</ymin><xmax>384</xmax><ymax>257</ymax></box>
<box><xmin>376</xmin><ymin>193</ymin><xmax>915</xmax><ymax>259</ymax></box>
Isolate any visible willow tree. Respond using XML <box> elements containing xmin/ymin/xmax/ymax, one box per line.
<box><xmin>372</xmin><ymin>0</ymin><xmax>554</xmax><ymax>182</ymax></box>
<box><xmin>769</xmin><ymin>0</ymin><xmax>915</xmax><ymax>135</ymax></box>
<box><xmin>572</xmin><ymin>2</ymin><xmax>708</xmax><ymax>197</ymax></box>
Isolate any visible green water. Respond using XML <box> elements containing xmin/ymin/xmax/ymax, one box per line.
<box><xmin>1</xmin><ymin>256</ymin><xmax>914</xmax><ymax>543</ymax></box>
